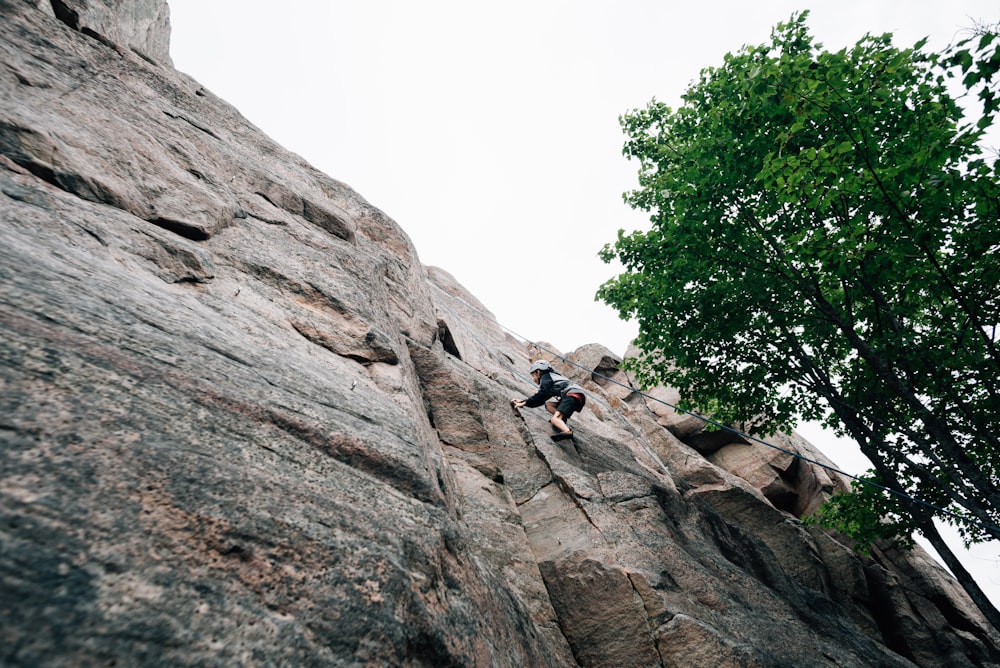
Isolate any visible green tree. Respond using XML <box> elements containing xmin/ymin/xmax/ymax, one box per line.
<box><xmin>598</xmin><ymin>12</ymin><xmax>1000</xmax><ymax>626</ymax></box>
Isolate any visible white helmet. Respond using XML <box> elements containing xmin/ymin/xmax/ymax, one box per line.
<box><xmin>529</xmin><ymin>360</ymin><xmax>552</xmax><ymax>373</ymax></box>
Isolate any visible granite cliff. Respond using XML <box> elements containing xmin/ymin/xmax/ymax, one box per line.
<box><xmin>2</xmin><ymin>1</ymin><xmax>999</xmax><ymax>666</ymax></box>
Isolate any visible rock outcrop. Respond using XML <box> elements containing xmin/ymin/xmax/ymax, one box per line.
<box><xmin>2</xmin><ymin>2</ymin><xmax>998</xmax><ymax>666</ymax></box>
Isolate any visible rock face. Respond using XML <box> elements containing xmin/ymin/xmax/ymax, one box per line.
<box><xmin>2</xmin><ymin>2</ymin><xmax>999</xmax><ymax>666</ymax></box>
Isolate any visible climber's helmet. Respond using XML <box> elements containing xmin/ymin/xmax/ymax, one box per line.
<box><xmin>529</xmin><ymin>360</ymin><xmax>552</xmax><ymax>375</ymax></box>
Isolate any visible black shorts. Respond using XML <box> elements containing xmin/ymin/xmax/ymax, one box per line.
<box><xmin>555</xmin><ymin>393</ymin><xmax>585</xmax><ymax>419</ymax></box>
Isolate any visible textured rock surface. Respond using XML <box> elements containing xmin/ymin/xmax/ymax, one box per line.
<box><xmin>49</xmin><ymin>0</ymin><xmax>172</xmax><ymax>64</ymax></box>
<box><xmin>2</xmin><ymin>2</ymin><xmax>999</xmax><ymax>666</ymax></box>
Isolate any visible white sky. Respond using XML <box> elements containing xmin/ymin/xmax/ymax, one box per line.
<box><xmin>167</xmin><ymin>1</ymin><xmax>999</xmax><ymax>606</ymax></box>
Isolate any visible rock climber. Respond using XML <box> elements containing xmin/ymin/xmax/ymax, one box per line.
<box><xmin>511</xmin><ymin>360</ymin><xmax>586</xmax><ymax>441</ymax></box>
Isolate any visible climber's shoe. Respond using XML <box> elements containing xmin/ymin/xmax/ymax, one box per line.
<box><xmin>551</xmin><ymin>431</ymin><xmax>574</xmax><ymax>442</ymax></box>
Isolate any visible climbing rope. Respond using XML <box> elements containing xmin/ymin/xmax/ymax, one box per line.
<box><xmin>430</xmin><ymin>282</ymin><xmax>1000</xmax><ymax>537</ymax></box>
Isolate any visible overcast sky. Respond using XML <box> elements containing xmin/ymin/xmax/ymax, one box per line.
<box><xmin>167</xmin><ymin>1</ymin><xmax>998</xmax><ymax>604</ymax></box>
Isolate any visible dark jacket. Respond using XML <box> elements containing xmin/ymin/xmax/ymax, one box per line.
<box><xmin>524</xmin><ymin>371</ymin><xmax>586</xmax><ymax>408</ymax></box>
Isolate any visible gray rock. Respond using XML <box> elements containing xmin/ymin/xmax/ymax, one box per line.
<box><xmin>48</xmin><ymin>0</ymin><xmax>172</xmax><ymax>64</ymax></box>
<box><xmin>2</xmin><ymin>2</ymin><xmax>999</xmax><ymax>666</ymax></box>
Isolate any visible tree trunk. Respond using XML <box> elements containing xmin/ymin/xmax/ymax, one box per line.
<box><xmin>914</xmin><ymin>518</ymin><xmax>1000</xmax><ymax>633</ymax></box>
<box><xmin>827</xmin><ymin>398</ymin><xmax>1000</xmax><ymax>630</ymax></box>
